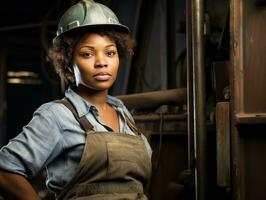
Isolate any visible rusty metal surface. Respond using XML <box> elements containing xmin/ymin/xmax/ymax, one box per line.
<box><xmin>231</xmin><ymin>0</ymin><xmax>244</xmax><ymax>115</ymax></box>
<box><xmin>231</xmin><ymin>1</ymin><xmax>266</xmax><ymax>200</ymax></box>
<box><xmin>235</xmin><ymin>113</ymin><xmax>266</xmax><ymax>124</ymax></box>
<box><xmin>231</xmin><ymin>0</ymin><xmax>266</xmax><ymax>116</ymax></box>
<box><xmin>244</xmin><ymin>3</ymin><xmax>266</xmax><ymax>113</ymax></box>
<box><xmin>117</xmin><ymin>88</ymin><xmax>187</xmax><ymax>110</ymax></box>
<box><xmin>216</xmin><ymin>102</ymin><xmax>231</xmax><ymax>187</ymax></box>
<box><xmin>230</xmin><ymin>0</ymin><xmax>244</xmax><ymax>199</ymax></box>
<box><xmin>191</xmin><ymin>0</ymin><xmax>207</xmax><ymax>199</ymax></box>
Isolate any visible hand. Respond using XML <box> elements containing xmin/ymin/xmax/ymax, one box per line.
<box><xmin>0</xmin><ymin>171</ymin><xmax>40</xmax><ymax>200</ymax></box>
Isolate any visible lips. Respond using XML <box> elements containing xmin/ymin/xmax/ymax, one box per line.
<box><xmin>93</xmin><ymin>72</ymin><xmax>111</xmax><ymax>81</ymax></box>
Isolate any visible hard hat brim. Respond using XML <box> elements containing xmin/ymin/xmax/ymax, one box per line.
<box><xmin>52</xmin><ymin>23</ymin><xmax>129</xmax><ymax>44</ymax></box>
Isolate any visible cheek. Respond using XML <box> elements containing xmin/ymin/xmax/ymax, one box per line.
<box><xmin>113</xmin><ymin>58</ymin><xmax>119</xmax><ymax>72</ymax></box>
<box><xmin>113</xmin><ymin>65</ymin><xmax>119</xmax><ymax>79</ymax></box>
<box><xmin>76</xmin><ymin>60</ymin><xmax>94</xmax><ymax>73</ymax></box>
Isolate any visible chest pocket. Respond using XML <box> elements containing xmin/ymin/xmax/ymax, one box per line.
<box><xmin>106</xmin><ymin>138</ymin><xmax>151</xmax><ymax>185</ymax></box>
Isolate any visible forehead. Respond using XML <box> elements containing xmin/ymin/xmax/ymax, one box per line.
<box><xmin>78</xmin><ymin>33</ymin><xmax>115</xmax><ymax>46</ymax></box>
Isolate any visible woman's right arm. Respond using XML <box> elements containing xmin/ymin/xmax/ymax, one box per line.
<box><xmin>0</xmin><ymin>170</ymin><xmax>40</xmax><ymax>200</ymax></box>
<box><xmin>0</xmin><ymin>104</ymin><xmax>64</xmax><ymax>200</ymax></box>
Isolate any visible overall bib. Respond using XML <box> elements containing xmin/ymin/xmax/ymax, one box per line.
<box><xmin>55</xmin><ymin>99</ymin><xmax>152</xmax><ymax>200</ymax></box>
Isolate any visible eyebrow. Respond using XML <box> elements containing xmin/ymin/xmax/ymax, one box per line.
<box><xmin>105</xmin><ymin>44</ymin><xmax>116</xmax><ymax>48</ymax></box>
<box><xmin>79</xmin><ymin>44</ymin><xmax>116</xmax><ymax>49</ymax></box>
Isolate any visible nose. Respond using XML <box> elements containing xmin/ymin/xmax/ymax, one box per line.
<box><xmin>94</xmin><ymin>53</ymin><xmax>108</xmax><ymax>68</ymax></box>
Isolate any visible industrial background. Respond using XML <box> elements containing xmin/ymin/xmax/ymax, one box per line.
<box><xmin>0</xmin><ymin>0</ymin><xmax>266</xmax><ymax>200</ymax></box>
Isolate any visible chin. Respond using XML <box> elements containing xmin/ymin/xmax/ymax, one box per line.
<box><xmin>83</xmin><ymin>83</ymin><xmax>113</xmax><ymax>91</ymax></box>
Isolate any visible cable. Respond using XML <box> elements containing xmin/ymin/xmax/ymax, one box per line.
<box><xmin>149</xmin><ymin>112</ymin><xmax>164</xmax><ymax>200</ymax></box>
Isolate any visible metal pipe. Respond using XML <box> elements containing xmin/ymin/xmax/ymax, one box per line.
<box><xmin>134</xmin><ymin>114</ymin><xmax>187</xmax><ymax>122</ymax></box>
<box><xmin>117</xmin><ymin>88</ymin><xmax>187</xmax><ymax>110</ymax></box>
<box><xmin>191</xmin><ymin>0</ymin><xmax>207</xmax><ymax>199</ymax></box>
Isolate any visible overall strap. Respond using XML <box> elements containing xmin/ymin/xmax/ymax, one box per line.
<box><xmin>54</xmin><ymin>99</ymin><xmax>94</xmax><ymax>132</ymax></box>
<box><xmin>124</xmin><ymin>115</ymin><xmax>142</xmax><ymax>136</ymax></box>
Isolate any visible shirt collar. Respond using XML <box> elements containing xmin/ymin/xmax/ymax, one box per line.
<box><xmin>64</xmin><ymin>87</ymin><xmax>125</xmax><ymax>117</ymax></box>
<box><xmin>106</xmin><ymin>94</ymin><xmax>125</xmax><ymax>108</ymax></box>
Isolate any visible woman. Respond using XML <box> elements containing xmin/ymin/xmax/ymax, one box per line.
<box><xmin>0</xmin><ymin>0</ymin><xmax>152</xmax><ymax>199</ymax></box>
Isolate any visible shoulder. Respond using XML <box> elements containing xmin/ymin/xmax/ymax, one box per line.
<box><xmin>108</xmin><ymin>95</ymin><xmax>134</xmax><ymax>121</ymax></box>
<box><xmin>32</xmin><ymin>99</ymin><xmax>76</xmax><ymax>124</ymax></box>
<box><xmin>107</xmin><ymin>95</ymin><xmax>125</xmax><ymax>107</ymax></box>
<box><xmin>35</xmin><ymin>100</ymin><xmax>67</xmax><ymax>115</ymax></box>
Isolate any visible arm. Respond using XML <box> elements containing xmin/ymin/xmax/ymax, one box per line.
<box><xmin>0</xmin><ymin>104</ymin><xmax>64</xmax><ymax>199</ymax></box>
<box><xmin>0</xmin><ymin>170</ymin><xmax>40</xmax><ymax>200</ymax></box>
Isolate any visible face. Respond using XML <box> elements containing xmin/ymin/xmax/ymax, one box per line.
<box><xmin>73</xmin><ymin>33</ymin><xmax>119</xmax><ymax>91</ymax></box>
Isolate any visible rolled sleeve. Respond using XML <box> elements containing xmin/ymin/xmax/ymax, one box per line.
<box><xmin>0</xmin><ymin>104</ymin><xmax>63</xmax><ymax>178</ymax></box>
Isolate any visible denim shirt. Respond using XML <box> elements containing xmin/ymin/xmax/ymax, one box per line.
<box><xmin>0</xmin><ymin>88</ymin><xmax>152</xmax><ymax>193</ymax></box>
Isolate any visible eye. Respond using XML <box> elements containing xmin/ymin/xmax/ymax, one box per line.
<box><xmin>106</xmin><ymin>50</ymin><xmax>117</xmax><ymax>57</ymax></box>
<box><xmin>80</xmin><ymin>51</ymin><xmax>94</xmax><ymax>58</ymax></box>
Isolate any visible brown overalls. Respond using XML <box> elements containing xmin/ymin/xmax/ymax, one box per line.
<box><xmin>55</xmin><ymin>99</ymin><xmax>152</xmax><ymax>200</ymax></box>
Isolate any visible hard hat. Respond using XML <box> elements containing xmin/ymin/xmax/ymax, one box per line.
<box><xmin>53</xmin><ymin>0</ymin><xmax>129</xmax><ymax>43</ymax></box>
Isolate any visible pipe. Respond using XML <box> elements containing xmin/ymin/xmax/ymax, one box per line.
<box><xmin>117</xmin><ymin>88</ymin><xmax>187</xmax><ymax>111</ymax></box>
<box><xmin>191</xmin><ymin>0</ymin><xmax>207</xmax><ymax>199</ymax></box>
<box><xmin>133</xmin><ymin>114</ymin><xmax>187</xmax><ymax>122</ymax></box>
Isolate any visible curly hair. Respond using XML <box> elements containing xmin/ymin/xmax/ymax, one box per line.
<box><xmin>48</xmin><ymin>28</ymin><xmax>136</xmax><ymax>86</ymax></box>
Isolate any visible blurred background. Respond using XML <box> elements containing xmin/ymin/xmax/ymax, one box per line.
<box><xmin>1</xmin><ymin>0</ymin><xmax>266</xmax><ymax>200</ymax></box>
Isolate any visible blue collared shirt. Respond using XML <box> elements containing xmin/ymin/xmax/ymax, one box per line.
<box><xmin>0</xmin><ymin>88</ymin><xmax>152</xmax><ymax>193</ymax></box>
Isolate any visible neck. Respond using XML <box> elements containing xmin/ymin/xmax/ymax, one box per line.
<box><xmin>75</xmin><ymin>85</ymin><xmax>109</xmax><ymax>109</ymax></box>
